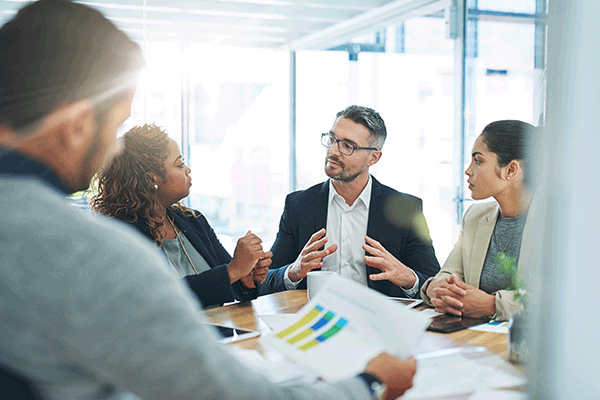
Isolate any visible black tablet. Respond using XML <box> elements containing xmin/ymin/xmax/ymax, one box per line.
<box><xmin>426</xmin><ymin>314</ymin><xmax>492</xmax><ymax>333</ymax></box>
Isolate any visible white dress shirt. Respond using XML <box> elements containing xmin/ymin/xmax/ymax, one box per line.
<box><xmin>284</xmin><ymin>175</ymin><xmax>419</xmax><ymax>297</ymax></box>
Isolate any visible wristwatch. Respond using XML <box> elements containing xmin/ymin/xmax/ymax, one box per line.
<box><xmin>358</xmin><ymin>372</ymin><xmax>386</xmax><ymax>400</ymax></box>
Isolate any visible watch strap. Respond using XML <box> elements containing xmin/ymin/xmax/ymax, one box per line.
<box><xmin>357</xmin><ymin>372</ymin><xmax>386</xmax><ymax>400</ymax></box>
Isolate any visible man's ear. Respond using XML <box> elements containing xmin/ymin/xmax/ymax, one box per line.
<box><xmin>367</xmin><ymin>150</ymin><xmax>382</xmax><ymax>166</ymax></box>
<box><xmin>47</xmin><ymin>100</ymin><xmax>97</xmax><ymax>152</ymax></box>
<box><xmin>0</xmin><ymin>100</ymin><xmax>94</xmax><ymax>150</ymax></box>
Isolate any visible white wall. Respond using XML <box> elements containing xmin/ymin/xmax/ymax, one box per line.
<box><xmin>529</xmin><ymin>1</ymin><xmax>600</xmax><ymax>398</ymax></box>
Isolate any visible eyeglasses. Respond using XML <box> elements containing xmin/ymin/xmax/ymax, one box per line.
<box><xmin>321</xmin><ymin>133</ymin><xmax>378</xmax><ymax>156</ymax></box>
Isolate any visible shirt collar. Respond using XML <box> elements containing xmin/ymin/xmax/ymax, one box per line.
<box><xmin>328</xmin><ymin>174</ymin><xmax>372</xmax><ymax>209</ymax></box>
<box><xmin>0</xmin><ymin>148</ymin><xmax>70</xmax><ymax>195</ymax></box>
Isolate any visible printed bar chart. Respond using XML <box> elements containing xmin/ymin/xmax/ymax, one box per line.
<box><xmin>273</xmin><ymin>303</ymin><xmax>349</xmax><ymax>352</ymax></box>
<box><xmin>299</xmin><ymin>318</ymin><xmax>348</xmax><ymax>350</ymax></box>
<box><xmin>287</xmin><ymin>311</ymin><xmax>335</xmax><ymax>344</ymax></box>
<box><xmin>261</xmin><ymin>275</ymin><xmax>433</xmax><ymax>381</ymax></box>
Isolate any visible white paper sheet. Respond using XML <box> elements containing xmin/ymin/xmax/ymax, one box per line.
<box><xmin>387</xmin><ymin>298</ymin><xmax>423</xmax><ymax>309</ymax></box>
<box><xmin>259</xmin><ymin>314</ymin><xmax>297</xmax><ymax>332</ymax></box>
<box><xmin>469</xmin><ymin>321</ymin><xmax>509</xmax><ymax>334</ymax></box>
<box><xmin>418</xmin><ymin>308</ymin><xmax>444</xmax><ymax>319</ymax></box>
<box><xmin>403</xmin><ymin>350</ymin><xmax>526</xmax><ymax>399</ymax></box>
<box><xmin>260</xmin><ymin>275</ymin><xmax>431</xmax><ymax>381</ymax></box>
<box><xmin>468</xmin><ymin>389</ymin><xmax>528</xmax><ymax>400</ymax></box>
<box><xmin>230</xmin><ymin>348</ymin><xmax>319</xmax><ymax>385</ymax></box>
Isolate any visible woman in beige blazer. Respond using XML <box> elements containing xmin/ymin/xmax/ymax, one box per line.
<box><xmin>421</xmin><ymin>120</ymin><xmax>535</xmax><ymax>321</ymax></box>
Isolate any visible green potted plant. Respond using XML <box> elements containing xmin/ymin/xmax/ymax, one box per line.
<box><xmin>497</xmin><ymin>253</ymin><xmax>528</xmax><ymax>364</ymax></box>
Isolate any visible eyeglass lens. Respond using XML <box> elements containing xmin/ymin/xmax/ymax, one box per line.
<box><xmin>322</xmin><ymin>133</ymin><xmax>355</xmax><ymax>155</ymax></box>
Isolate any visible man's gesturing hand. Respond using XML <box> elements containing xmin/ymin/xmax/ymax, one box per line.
<box><xmin>363</xmin><ymin>236</ymin><xmax>416</xmax><ymax>289</ymax></box>
<box><xmin>287</xmin><ymin>228</ymin><xmax>337</xmax><ymax>283</ymax></box>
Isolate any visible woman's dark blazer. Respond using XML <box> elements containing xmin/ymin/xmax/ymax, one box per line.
<box><xmin>130</xmin><ymin>208</ymin><xmax>259</xmax><ymax>308</ymax></box>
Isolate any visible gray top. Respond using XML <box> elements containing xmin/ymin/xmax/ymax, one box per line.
<box><xmin>480</xmin><ymin>211</ymin><xmax>528</xmax><ymax>294</ymax></box>
<box><xmin>0</xmin><ymin>177</ymin><xmax>372</xmax><ymax>400</ymax></box>
<box><xmin>163</xmin><ymin>233</ymin><xmax>211</xmax><ymax>277</ymax></box>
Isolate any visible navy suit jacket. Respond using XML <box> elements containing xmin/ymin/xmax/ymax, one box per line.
<box><xmin>262</xmin><ymin>176</ymin><xmax>440</xmax><ymax>298</ymax></box>
<box><xmin>0</xmin><ymin>364</ymin><xmax>41</xmax><ymax>400</ymax></box>
<box><xmin>131</xmin><ymin>208</ymin><xmax>259</xmax><ymax>308</ymax></box>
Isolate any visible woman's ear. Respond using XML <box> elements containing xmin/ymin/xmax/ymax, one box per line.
<box><xmin>146</xmin><ymin>172</ymin><xmax>160</xmax><ymax>189</ymax></box>
<box><xmin>504</xmin><ymin>159</ymin><xmax>522</xmax><ymax>181</ymax></box>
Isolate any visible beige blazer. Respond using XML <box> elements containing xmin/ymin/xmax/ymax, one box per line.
<box><xmin>421</xmin><ymin>201</ymin><xmax>532</xmax><ymax>321</ymax></box>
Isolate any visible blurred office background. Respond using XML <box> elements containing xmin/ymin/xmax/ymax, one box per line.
<box><xmin>0</xmin><ymin>0</ymin><xmax>547</xmax><ymax>262</ymax></box>
<box><xmin>5</xmin><ymin>2</ymin><xmax>600</xmax><ymax>398</ymax></box>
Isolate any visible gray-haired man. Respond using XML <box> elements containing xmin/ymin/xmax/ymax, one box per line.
<box><xmin>264</xmin><ymin>105</ymin><xmax>441</xmax><ymax>298</ymax></box>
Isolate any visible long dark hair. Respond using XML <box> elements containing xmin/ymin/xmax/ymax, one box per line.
<box><xmin>90</xmin><ymin>124</ymin><xmax>193</xmax><ymax>243</ymax></box>
<box><xmin>480</xmin><ymin>120</ymin><xmax>535</xmax><ymax>184</ymax></box>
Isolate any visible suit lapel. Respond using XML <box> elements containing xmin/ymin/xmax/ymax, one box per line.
<box><xmin>467</xmin><ymin>204</ymin><xmax>499</xmax><ymax>287</ymax></box>
<box><xmin>315</xmin><ymin>181</ymin><xmax>329</xmax><ymax>233</ymax></box>
<box><xmin>168</xmin><ymin>209</ymin><xmax>218</xmax><ymax>268</ymax></box>
<box><xmin>366</xmin><ymin>176</ymin><xmax>381</xmax><ymax>240</ymax></box>
<box><xmin>364</xmin><ymin>176</ymin><xmax>382</xmax><ymax>289</ymax></box>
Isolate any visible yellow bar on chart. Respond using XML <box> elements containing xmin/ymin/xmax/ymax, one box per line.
<box><xmin>275</xmin><ymin>305</ymin><xmax>323</xmax><ymax>338</ymax></box>
<box><xmin>287</xmin><ymin>329</ymin><xmax>313</xmax><ymax>344</ymax></box>
<box><xmin>299</xmin><ymin>339</ymin><xmax>320</xmax><ymax>350</ymax></box>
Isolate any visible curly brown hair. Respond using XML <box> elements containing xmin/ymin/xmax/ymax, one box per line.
<box><xmin>90</xmin><ymin>123</ymin><xmax>193</xmax><ymax>243</ymax></box>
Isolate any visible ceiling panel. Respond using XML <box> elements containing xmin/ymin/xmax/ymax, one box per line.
<box><xmin>0</xmin><ymin>0</ymin><xmax>445</xmax><ymax>48</ymax></box>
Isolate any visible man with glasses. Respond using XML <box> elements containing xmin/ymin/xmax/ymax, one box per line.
<box><xmin>263</xmin><ymin>105</ymin><xmax>440</xmax><ymax>298</ymax></box>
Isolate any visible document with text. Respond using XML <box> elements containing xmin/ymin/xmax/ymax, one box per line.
<box><xmin>260</xmin><ymin>275</ymin><xmax>431</xmax><ymax>381</ymax></box>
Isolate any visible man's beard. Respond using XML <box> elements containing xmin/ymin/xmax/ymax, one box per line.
<box><xmin>324</xmin><ymin>156</ymin><xmax>360</xmax><ymax>183</ymax></box>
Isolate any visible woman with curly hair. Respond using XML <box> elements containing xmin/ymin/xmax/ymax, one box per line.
<box><xmin>91</xmin><ymin>123</ymin><xmax>271</xmax><ymax>308</ymax></box>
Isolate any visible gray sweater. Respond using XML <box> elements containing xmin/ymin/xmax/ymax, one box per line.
<box><xmin>0</xmin><ymin>177</ymin><xmax>372</xmax><ymax>400</ymax></box>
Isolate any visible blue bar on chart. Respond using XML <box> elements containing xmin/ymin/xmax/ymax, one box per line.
<box><xmin>299</xmin><ymin>318</ymin><xmax>348</xmax><ymax>350</ymax></box>
<box><xmin>287</xmin><ymin>311</ymin><xmax>335</xmax><ymax>344</ymax></box>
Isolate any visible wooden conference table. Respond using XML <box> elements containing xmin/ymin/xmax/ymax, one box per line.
<box><xmin>204</xmin><ymin>290</ymin><xmax>516</xmax><ymax>399</ymax></box>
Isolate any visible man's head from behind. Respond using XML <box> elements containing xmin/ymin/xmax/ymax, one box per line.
<box><xmin>0</xmin><ymin>0</ymin><xmax>143</xmax><ymax>192</ymax></box>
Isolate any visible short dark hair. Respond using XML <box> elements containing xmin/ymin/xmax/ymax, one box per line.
<box><xmin>480</xmin><ymin>120</ymin><xmax>536</xmax><ymax>182</ymax></box>
<box><xmin>336</xmin><ymin>105</ymin><xmax>387</xmax><ymax>149</ymax></box>
<box><xmin>0</xmin><ymin>0</ymin><xmax>144</xmax><ymax>132</ymax></box>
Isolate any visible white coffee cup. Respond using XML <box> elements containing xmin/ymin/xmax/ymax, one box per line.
<box><xmin>307</xmin><ymin>271</ymin><xmax>337</xmax><ymax>301</ymax></box>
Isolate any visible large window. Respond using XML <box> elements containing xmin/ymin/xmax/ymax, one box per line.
<box><xmin>296</xmin><ymin>14</ymin><xmax>457</xmax><ymax>261</ymax></box>
<box><xmin>295</xmin><ymin>50</ymin><xmax>351</xmax><ymax>189</ymax></box>
<box><xmin>462</xmin><ymin>1</ymin><xmax>546</xmax><ymax>212</ymax></box>
<box><xmin>186</xmin><ymin>46</ymin><xmax>290</xmax><ymax>251</ymax></box>
<box><xmin>1</xmin><ymin>0</ymin><xmax>545</xmax><ymax>260</ymax></box>
<box><xmin>124</xmin><ymin>42</ymin><xmax>184</xmax><ymax>144</ymax></box>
